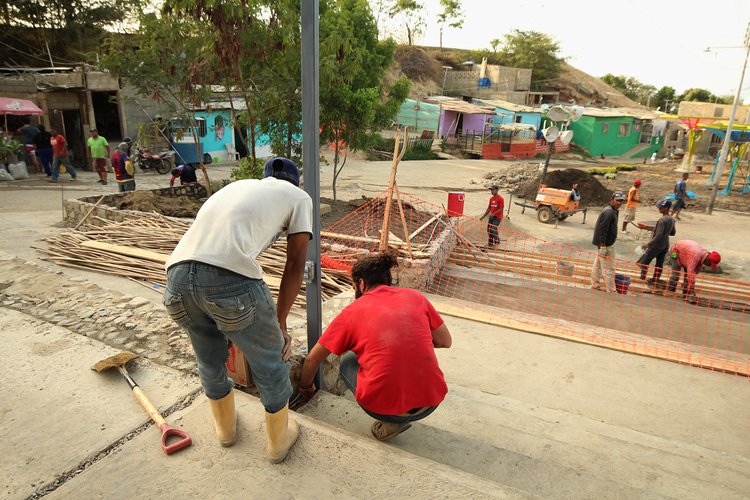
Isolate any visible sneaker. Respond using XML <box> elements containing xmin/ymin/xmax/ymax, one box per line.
<box><xmin>70</xmin><ymin>177</ymin><xmax>77</xmax><ymax>182</ymax></box>
<box><xmin>101</xmin><ymin>181</ymin><xmax>108</xmax><ymax>185</ymax></box>
<box><xmin>621</xmin><ymin>230</ymin><xmax>628</xmax><ymax>234</ymax></box>
<box><xmin>47</xmin><ymin>178</ymin><xmax>57</xmax><ymax>183</ymax></box>
<box><xmin>97</xmin><ymin>179</ymin><xmax>104</xmax><ymax>184</ymax></box>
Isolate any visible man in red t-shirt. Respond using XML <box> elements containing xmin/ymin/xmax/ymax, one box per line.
<box><xmin>480</xmin><ymin>184</ymin><xmax>504</xmax><ymax>247</ymax></box>
<box><xmin>47</xmin><ymin>128</ymin><xmax>77</xmax><ymax>182</ymax></box>
<box><xmin>299</xmin><ymin>250</ymin><xmax>452</xmax><ymax>441</ymax></box>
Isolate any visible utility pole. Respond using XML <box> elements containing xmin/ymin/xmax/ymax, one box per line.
<box><xmin>707</xmin><ymin>22</ymin><xmax>750</xmax><ymax>215</ymax></box>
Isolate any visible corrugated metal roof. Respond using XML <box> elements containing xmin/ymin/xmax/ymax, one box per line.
<box><xmin>474</xmin><ymin>99</ymin><xmax>537</xmax><ymax>113</ymax></box>
<box><xmin>604</xmin><ymin>107</ymin><xmax>660</xmax><ymax>119</ymax></box>
<box><xmin>581</xmin><ymin>108</ymin><xmax>630</xmax><ymax>118</ymax></box>
<box><xmin>437</xmin><ymin>100</ymin><xmax>499</xmax><ymax>114</ymax></box>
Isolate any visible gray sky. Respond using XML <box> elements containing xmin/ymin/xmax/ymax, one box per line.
<box><xmin>381</xmin><ymin>0</ymin><xmax>750</xmax><ymax>103</ymax></box>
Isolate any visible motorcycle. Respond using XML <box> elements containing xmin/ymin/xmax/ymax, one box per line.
<box><xmin>131</xmin><ymin>142</ymin><xmax>175</xmax><ymax>175</ymax></box>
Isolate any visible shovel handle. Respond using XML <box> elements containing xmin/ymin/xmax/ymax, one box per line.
<box><xmin>119</xmin><ymin>367</ymin><xmax>192</xmax><ymax>455</ymax></box>
<box><xmin>159</xmin><ymin>422</ymin><xmax>192</xmax><ymax>455</ymax></box>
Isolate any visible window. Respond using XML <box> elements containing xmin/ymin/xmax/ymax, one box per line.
<box><xmin>515</xmin><ymin>115</ymin><xmax>522</xmax><ymax>123</ymax></box>
<box><xmin>711</xmin><ymin>133</ymin><xmax>723</xmax><ymax>144</ymax></box>
<box><xmin>670</xmin><ymin>130</ymin><xmax>679</xmax><ymax>141</ymax></box>
<box><xmin>633</xmin><ymin>122</ymin><xmax>642</xmax><ymax>133</ymax></box>
<box><xmin>714</xmin><ymin>107</ymin><xmax>724</xmax><ymax>118</ymax></box>
<box><xmin>195</xmin><ymin>117</ymin><xmax>207</xmax><ymax>137</ymax></box>
<box><xmin>602</xmin><ymin>123</ymin><xmax>609</xmax><ymax>135</ymax></box>
<box><xmin>618</xmin><ymin>123</ymin><xmax>630</xmax><ymax>136</ymax></box>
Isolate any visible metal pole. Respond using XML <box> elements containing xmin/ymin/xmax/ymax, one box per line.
<box><xmin>708</xmin><ymin>27</ymin><xmax>750</xmax><ymax>215</ymax></box>
<box><xmin>540</xmin><ymin>139</ymin><xmax>554</xmax><ymax>185</ymax></box>
<box><xmin>301</xmin><ymin>0</ymin><xmax>323</xmax><ymax>389</ymax></box>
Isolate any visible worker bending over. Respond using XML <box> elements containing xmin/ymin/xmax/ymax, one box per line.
<box><xmin>163</xmin><ymin>158</ymin><xmax>312</xmax><ymax>463</ymax></box>
<box><xmin>666</xmin><ymin>240</ymin><xmax>721</xmax><ymax>302</ymax></box>
<box><xmin>299</xmin><ymin>250</ymin><xmax>452</xmax><ymax>441</ymax></box>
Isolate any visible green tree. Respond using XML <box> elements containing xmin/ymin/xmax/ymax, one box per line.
<box><xmin>388</xmin><ymin>0</ymin><xmax>426</xmax><ymax>46</ymax></box>
<box><xmin>677</xmin><ymin>87</ymin><xmax>731</xmax><ymax>104</ymax></box>
<box><xmin>653</xmin><ymin>86</ymin><xmax>676</xmax><ymax>112</ymax></box>
<box><xmin>496</xmin><ymin>29</ymin><xmax>567</xmax><ymax>90</ymax></box>
<box><xmin>4</xmin><ymin>0</ymin><xmax>142</xmax><ymax>62</ymax></box>
<box><xmin>436</xmin><ymin>0</ymin><xmax>463</xmax><ymax>51</ymax></box>
<box><xmin>320</xmin><ymin>0</ymin><xmax>411</xmax><ymax>200</ymax></box>
<box><xmin>599</xmin><ymin>74</ymin><xmax>656</xmax><ymax>105</ymax></box>
<box><xmin>100</xmin><ymin>13</ymin><xmax>213</xmax><ymax>195</ymax></box>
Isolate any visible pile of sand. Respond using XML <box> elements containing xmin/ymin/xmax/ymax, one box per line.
<box><xmin>514</xmin><ymin>168</ymin><xmax>612</xmax><ymax>208</ymax></box>
<box><xmin>116</xmin><ymin>191</ymin><xmax>203</xmax><ymax>218</ymax></box>
<box><xmin>482</xmin><ymin>163</ymin><xmax>542</xmax><ymax>190</ymax></box>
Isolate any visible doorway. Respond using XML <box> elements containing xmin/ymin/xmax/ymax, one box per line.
<box><xmin>91</xmin><ymin>91</ymin><xmax>122</xmax><ymax>141</ymax></box>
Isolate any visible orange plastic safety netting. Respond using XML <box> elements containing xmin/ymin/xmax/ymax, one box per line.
<box><xmin>320</xmin><ymin>188</ymin><xmax>750</xmax><ymax>377</ymax></box>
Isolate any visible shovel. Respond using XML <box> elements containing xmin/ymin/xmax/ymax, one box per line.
<box><xmin>93</xmin><ymin>352</ymin><xmax>192</xmax><ymax>455</ymax></box>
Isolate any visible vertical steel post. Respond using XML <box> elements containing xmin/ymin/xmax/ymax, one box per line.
<box><xmin>301</xmin><ymin>0</ymin><xmax>323</xmax><ymax>388</ymax></box>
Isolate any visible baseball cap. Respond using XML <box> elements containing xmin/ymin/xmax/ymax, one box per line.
<box><xmin>656</xmin><ymin>199</ymin><xmax>672</xmax><ymax>209</ymax></box>
<box><xmin>634</xmin><ymin>180</ymin><xmax>642</xmax><ymax>186</ymax></box>
<box><xmin>489</xmin><ymin>184</ymin><xmax>499</xmax><ymax>190</ymax></box>
<box><xmin>708</xmin><ymin>252</ymin><xmax>721</xmax><ymax>271</ymax></box>
<box><xmin>612</xmin><ymin>191</ymin><xmax>626</xmax><ymax>201</ymax></box>
<box><xmin>263</xmin><ymin>157</ymin><xmax>300</xmax><ymax>186</ymax></box>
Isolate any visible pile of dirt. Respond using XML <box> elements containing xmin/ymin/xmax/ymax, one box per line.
<box><xmin>482</xmin><ymin>163</ymin><xmax>542</xmax><ymax>190</ymax></box>
<box><xmin>116</xmin><ymin>191</ymin><xmax>203</xmax><ymax>218</ymax></box>
<box><xmin>514</xmin><ymin>168</ymin><xmax>612</xmax><ymax>208</ymax></box>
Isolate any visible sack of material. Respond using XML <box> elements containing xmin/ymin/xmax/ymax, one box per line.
<box><xmin>0</xmin><ymin>168</ymin><xmax>15</xmax><ymax>181</ymax></box>
<box><xmin>8</xmin><ymin>162</ymin><xmax>29</xmax><ymax>179</ymax></box>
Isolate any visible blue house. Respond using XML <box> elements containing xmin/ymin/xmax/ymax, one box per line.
<box><xmin>473</xmin><ymin>99</ymin><xmax>542</xmax><ymax>131</ymax></box>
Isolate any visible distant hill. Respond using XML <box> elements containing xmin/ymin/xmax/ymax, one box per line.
<box><xmin>390</xmin><ymin>46</ymin><xmax>647</xmax><ymax>109</ymax></box>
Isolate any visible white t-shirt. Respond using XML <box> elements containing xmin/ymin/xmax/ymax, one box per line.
<box><xmin>165</xmin><ymin>178</ymin><xmax>313</xmax><ymax>279</ymax></box>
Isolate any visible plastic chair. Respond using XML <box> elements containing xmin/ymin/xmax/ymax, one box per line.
<box><xmin>225</xmin><ymin>143</ymin><xmax>240</xmax><ymax>161</ymax></box>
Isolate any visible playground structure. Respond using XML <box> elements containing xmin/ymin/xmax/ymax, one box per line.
<box><xmin>699</xmin><ymin>123</ymin><xmax>750</xmax><ymax>196</ymax></box>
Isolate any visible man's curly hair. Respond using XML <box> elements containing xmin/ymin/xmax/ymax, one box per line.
<box><xmin>351</xmin><ymin>249</ymin><xmax>399</xmax><ymax>288</ymax></box>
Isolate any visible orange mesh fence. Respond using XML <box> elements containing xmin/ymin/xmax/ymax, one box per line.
<box><xmin>321</xmin><ymin>188</ymin><xmax>750</xmax><ymax>377</ymax></box>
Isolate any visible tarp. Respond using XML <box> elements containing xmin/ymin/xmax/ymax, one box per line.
<box><xmin>698</xmin><ymin>123</ymin><xmax>750</xmax><ymax>143</ymax></box>
<box><xmin>0</xmin><ymin>98</ymin><xmax>43</xmax><ymax>116</ymax></box>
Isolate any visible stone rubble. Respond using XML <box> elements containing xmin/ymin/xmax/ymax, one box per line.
<box><xmin>478</xmin><ymin>162</ymin><xmax>542</xmax><ymax>191</ymax></box>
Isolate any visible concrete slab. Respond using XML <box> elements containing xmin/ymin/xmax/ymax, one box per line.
<box><xmin>47</xmin><ymin>391</ymin><xmax>540</xmax><ymax>500</ymax></box>
<box><xmin>0</xmin><ymin>308</ymin><xmax>200</xmax><ymax>500</ymax></box>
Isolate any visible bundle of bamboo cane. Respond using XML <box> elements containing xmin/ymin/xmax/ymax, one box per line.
<box><xmin>34</xmin><ymin>214</ymin><xmax>353</xmax><ymax>313</ymax></box>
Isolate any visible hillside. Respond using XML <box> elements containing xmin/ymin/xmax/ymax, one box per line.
<box><xmin>390</xmin><ymin>46</ymin><xmax>646</xmax><ymax>110</ymax></box>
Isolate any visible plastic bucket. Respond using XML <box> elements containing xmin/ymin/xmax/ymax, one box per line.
<box><xmin>447</xmin><ymin>192</ymin><xmax>465</xmax><ymax>216</ymax></box>
<box><xmin>615</xmin><ymin>274</ymin><xmax>631</xmax><ymax>295</ymax></box>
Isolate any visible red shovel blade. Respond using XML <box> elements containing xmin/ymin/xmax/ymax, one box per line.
<box><xmin>159</xmin><ymin>422</ymin><xmax>192</xmax><ymax>455</ymax></box>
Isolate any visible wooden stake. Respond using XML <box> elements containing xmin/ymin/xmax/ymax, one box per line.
<box><xmin>395</xmin><ymin>186</ymin><xmax>413</xmax><ymax>258</ymax></box>
<box><xmin>74</xmin><ymin>195</ymin><xmax>107</xmax><ymax>230</ymax></box>
<box><xmin>379</xmin><ymin>126</ymin><xmax>408</xmax><ymax>252</ymax></box>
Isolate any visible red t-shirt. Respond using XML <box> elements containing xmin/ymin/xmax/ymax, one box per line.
<box><xmin>318</xmin><ymin>286</ymin><xmax>448</xmax><ymax>415</ymax></box>
<box><xmin>50</xmin><ymin>134</ymin><xmax>68</xmax><ymax>157</ymax></box>
<box><xmin>488</xmin><ymin>195</ymin><xmax>504</xmax><ymax>219</ymax></box>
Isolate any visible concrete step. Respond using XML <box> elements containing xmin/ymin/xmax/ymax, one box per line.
<box><xmin>299</xmin><ymin>388</ymin><xmax>750</xmax><ymax>500</ymax></box>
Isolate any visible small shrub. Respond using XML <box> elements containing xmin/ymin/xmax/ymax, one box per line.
<box><xmin>231</xmin><ymin>157</ymin><xmax>265</xmax><ymax>181</ymax></box>
<box><xmin>403</xmin><ymin>143</ymin><xmax>439</xmax><ymax>161</ymax></box>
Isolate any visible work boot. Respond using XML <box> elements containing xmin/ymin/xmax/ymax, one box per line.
<box><xmin>265</xmin><ymin>403</ymin><xmax>299</xmax><ymax>463</ymax></box>
<box><xmin>208</xmin><ymin>389</ymin><xmax>237</xmax><ymax>447</ymax></box>
<box><xmin>371</xmin><ymin>421</ymin><xmax>412</xmax><ymax>441</ymax></box>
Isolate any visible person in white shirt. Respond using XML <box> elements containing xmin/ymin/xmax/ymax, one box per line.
<box><xmin>164</xmin><ymin>158</ymin><xmax>312</xmax><ymax>463</ymax></box>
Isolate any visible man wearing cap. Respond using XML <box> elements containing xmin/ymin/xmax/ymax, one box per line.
<box><xmin>111</xmin><ymin>142</ymin><xmax>135</xmax><ymax>192</ymax></box>
<box><xmin>87</xmin><ymin>128</ymin><xmax>110</xmax><ymax>185</ymax></box>
<box><xmin>621</xmin><ymin>180</ymin><xmax>642</xmax><ymax>233</ymax></box>
<box><xmin>665</xmin><ymin>240</ymin><xmax>721</xmax><ymax>301</ymax></box>
<box><xmin>480</xmin><ymin>185</ymin><xmax>504</xmax><ymax>248</ymax></box>
<box><xmin>671</xmin><ymin>173</ymin><xmax>689</xmax><ymax>221</ymax></box>
<box><xmin>637</xmin><ymin>200</ymin><xmax>676</xmax><ymax>284</ymax></box>
<box><xmin>591</xmin><ymin>191</ymin><xmax>626</xmax><ymax>293</ymax></box>
<box><xmin>163</xmin><ymin>158</ymin><xmax>312</xmax><ymax>463</ymax></box>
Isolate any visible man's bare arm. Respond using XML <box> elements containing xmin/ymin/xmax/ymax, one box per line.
<box><xmin>276</xmin><ymin>232</ymin><xmax>310</xmax><ymax>360</ymax></box>
<box><xmin>431</xmin><ymin>322</ymin><xmax>452</xmax><ymax>348</ymax></box>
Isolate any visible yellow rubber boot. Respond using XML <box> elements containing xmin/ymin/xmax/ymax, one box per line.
<box><xmin>265</xmin><ymin>403</ymin><xmax>299</xmax><ymax>463</ymax></box>
<box><xmin>208</xmin><ymin>389</ymin><xmax>237</xmax><ymax>447</ymax></box>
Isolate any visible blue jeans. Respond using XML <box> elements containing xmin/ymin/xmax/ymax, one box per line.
<box><xmin>487</xmin><ymin>216</ymin><xmax>501</xmax><ymax>246</ymax></box>
<box><xmin>118</xmin><ymin>179</ymin><xmax>136</xmax><ymax>192</ymax></box>
<box><xmin>51</xmin><ymin>154</ymin><xmax>76</xmax><ymax>181</ymax></box>
<box><xmin>38</xmin><ymin>148</ymin><xmax>53</xmax><ymax>176</ymax></box>
<box><xmin>164</xmin><ymin>262</ymin><xmax>292</xmax><ymax>413</ymax></box>
<box><xmin>339</xmin><ymin>351</ymin><xmax>438</xmax><ymax>424</ymax></box>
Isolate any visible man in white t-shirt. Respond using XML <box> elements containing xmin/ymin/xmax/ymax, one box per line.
<box><xmin>164</xmin><ymin>158</ymin><xmax>312</xmax><ymax>464</ymax></box>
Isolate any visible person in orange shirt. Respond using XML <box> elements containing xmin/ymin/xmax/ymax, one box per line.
<box><xmin>621</xmin><ymin>180</ymin><xmax>641</xmax><ymax>233</ymax></box>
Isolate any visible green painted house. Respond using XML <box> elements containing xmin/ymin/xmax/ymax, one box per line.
<box><xmin>569</xmin><ymin>108</ymin><xmax>662</xmax><ymax>158</ymax></box>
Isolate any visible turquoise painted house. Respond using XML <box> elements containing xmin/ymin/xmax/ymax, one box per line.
<box><xmin>396</xmin><ymin>99</ymin><xmax>441</xmax><ymax>136</ymax></box>
<box><xmin>474</xmin><ymin>99</ymin><xmax>542</xmax><ymax>130</ymax></box>
<box><xmin>568</xmin><ymin>108</ymin><xmax>662</xmax><ymax>158</ymax></box>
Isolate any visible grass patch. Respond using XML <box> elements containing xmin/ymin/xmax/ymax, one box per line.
<box><xmin>587</xmin><ymin>164</ymin><xmax>638</xmax><ymax>175</ymax></box>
